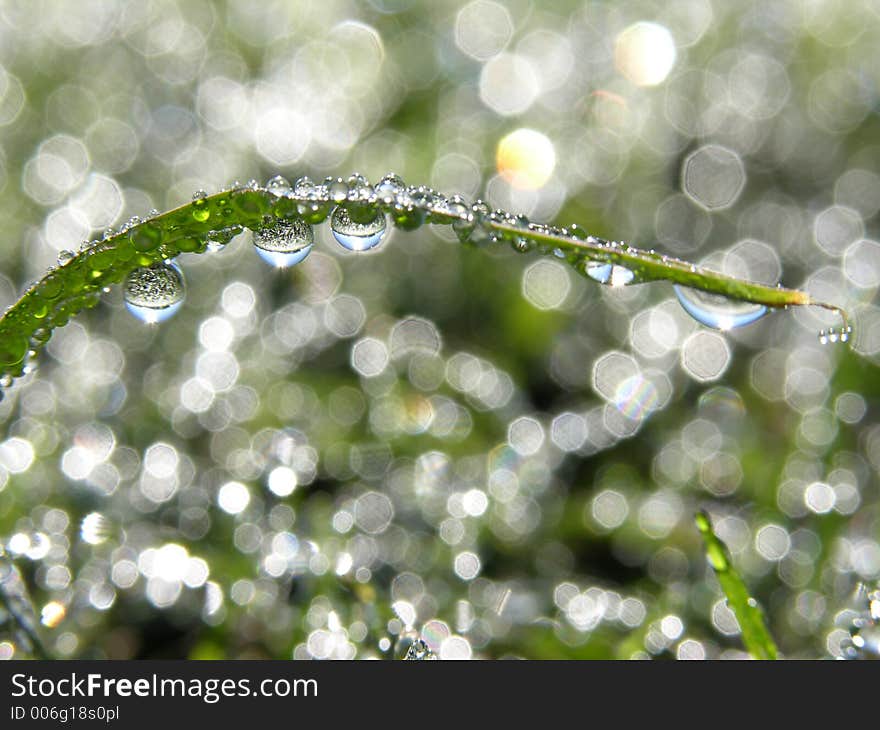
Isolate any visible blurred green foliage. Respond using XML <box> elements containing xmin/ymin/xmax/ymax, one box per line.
<box><xmin>0</xmin><ymin>0</ymin><xmax>879</xmax><ymax>661</ymax></box>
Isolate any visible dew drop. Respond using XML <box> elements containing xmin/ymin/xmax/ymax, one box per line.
<box><xmin>585</xmin><ymin>261</ymin><xmax>636</xmax><ymax>287</ymax></box>
<box><xmin>57</xmin><ymin>250</ymin><xmax>75</xmax><ymax>266</ymax></box>
<box><xmin>253</xmin><ymin>218</ymin><xmax>314</xmax><ymax>268</ymax></box>
<box><xmin>265</xmin><ymin>175</ymin><xmax>291</xmax><ymax>197</ymax></box>
<box><xmin>37</xmin><ymin>275</ymin><xmax>63</xmax><ymax>300</ymax></box>
<box><xmin>294</xmin><ymin>176</ymin><xmax>315</xmax><ymax>198</ymax></box>
<box><xmin>330</xmin><ymin>206</ymin><xmax>387</xmax><ymax>252</ymax></box>
<box><xmin>818</xmin><ymin>325</ymin><xmax>852</xmax><ymax>346</ymax></box>
<box><xmin>674</xmin><ymin>285</ymin><xmax>767</xmax><ymax>330</ymax></box>
<box><xmin>376</xmin><ymin>173</ymin><xmax>404</xmax><ymax>202</ymax></box>
<box><xmin>129</xmin><ymin>222</ymin><xmax>164</xmax><ymax>253</ymax></box>
<box><xmin>123</xmin><ymin>262</ymin><xmax>186</xmax><ymax>324</ymax></box>
<box><xmin>403</xmin><ymin>639</ymin><xmax>438</xmax><ymax>661</ymax></box>
<box><xmin>0</xmin><ymin>333</ymin><xmax>27</xmax><ymax>366</ymax></box>
<box><xmin>204</xmin><ymin>226</ymin><xmax>242</xmax><ymax>253</ymax></box>
<box><xmin>329</xmin><ymin>178</ymin><xmax>349</xmax><ymax>203</ymax></box>
<box><xmin>192</xmin><ymin>203</ymin><xmax>210</xmax><ymax>223</ymax></box>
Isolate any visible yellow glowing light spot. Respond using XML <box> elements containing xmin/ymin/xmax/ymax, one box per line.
<box><xmin>496</xmin><ymin>128</ymin><xmax>556</xmax><ymax>190</ymax></box>
<box><xmin>41</xmin><ymin>601</ymin><xmax>66</xmax><ymax>628</ymax></box>
<box><xmin>614</xmin><ymin>21</ymin><xmax>677</xmax><ymax>87</ymax></box>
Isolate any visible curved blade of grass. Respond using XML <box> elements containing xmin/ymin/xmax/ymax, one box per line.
<box><xmin>695</xmin><ymin>511</ymin><xmax>777</xmax><ymax>660</ymax></box>
<box><xmin>0</xmin><ymin>177</ymin><xmax>850</xmax><ymax>389</ymax></box>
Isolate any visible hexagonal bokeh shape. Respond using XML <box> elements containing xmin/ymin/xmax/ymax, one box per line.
<box><xmin>682</xmin><ymin>144</ymin><xmax>746</xmax><ymax>211</ymax></box>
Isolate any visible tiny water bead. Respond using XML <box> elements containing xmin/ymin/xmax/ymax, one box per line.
<box><xmin>123</xmin><ymin>262</ymin><xmax>186</xmax><ymax>324</ymax></box>
<box><xmin>673</xmin><ymin>284</ymin><xmax>768</xmax><ymax>330</ymax></box>
<box><xmin>330</xmin><ymin>205</ymin><xmax>387</xmax><ymax>252</ymax></box>
<box><xmin>585</xmin><ymin>261</ymin><xmax>636</xmax><ymax>287</ymax></box>
<box><xmin>253</xmin><ymin>218</ymin><xmax>314</xmax><ymax>268</ymax></box>
<box><xmin>818</xmin><ymin>325</ymin><xmax>852</xmax><ymax>345</ymax></box>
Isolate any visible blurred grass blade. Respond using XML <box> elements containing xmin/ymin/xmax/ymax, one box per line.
<box><xmin>0</xmin><ymin>553</ymin><xmax>50</xmax><ymax>659</ymax></box>
<box><xmin>695</xmin><ymin>511</ymin><xmax>777</xmax><ymax>660</ymax></box>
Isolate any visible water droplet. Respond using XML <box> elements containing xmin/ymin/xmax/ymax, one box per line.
<box><xmin>294</xmin><ymin>176</ymin><xmax>315</xmax><ymax>198</ymax></box>
<box><xmin>0</xmin><ymin>333</ymin><xmax>27</xmax><ymax>366</ymax></box>
<box><xmin>129</xmin><ymin>222</ymin><xmax>164</xmax><ymax>252</ymax></box>
<box><xmin>674</xmin><ymin>285</ymin><xmax>767</xmax><ymax>330</ymax></box>
<box><xmin>265</xmin><ymin>175</ymin><xmax>291</xmax><ymax>197</ymax></box>
<box><xmin>37</xmin><ymin>275</ymin><xmax>63</xmax><ymax>300</ymax></box>
<box><xmin>192</xmin><ymin>190</ymin><xmax>207</xmax><ymax>201</ymax></box>
<box><xmin>585</xmin><ymin>261</ymin><xmax>636</xmax><ymax>287</ymax></box>
<box><xmin>329</xmin><ymin>178</ymin><xmax>349</xmax><ymax>203</ymax></box>
<box><xmin>330</xmin><ymin>206</ymin><xmax>387</xmax><ymax>252</ymax></box>
<box><xmin>204</xmin><ymin>226</ymin><xmax>242</xmax><ymax>253</ymax></box>
<box><xmin>123</xmin><ymin>262</ymin><xmax>186</xmax><ymax>324</ymax></box>
<box><xmin>57</xmin><ymin>250</ymin><xmax>75</xmax><ymax>266</ymax></box>
<box><xmin>192</xmin><ymin>201</ymin><xmax>210</xmax><ymax>223</ymax></box>
<box><xmin>376</xmin><ymin>173</ymin><xmax>404</xmax><ymax>203</ymax></box>
<box><xmin>403</xmin><ymin>639</ymin><xmax>438</xmax><ymax>661</ymax></box>
<box><xmin>253</xmin><ymin>218</ymin><xmax>314</xmax><ymax>268</ymax></box>
<box><xmin>818</xmin><ymin>325</ymin><xmax>852</xmax><ymax>346</ymax></box>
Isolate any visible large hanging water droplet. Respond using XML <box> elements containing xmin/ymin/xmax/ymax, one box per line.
<box><xmin>673</xmin><ymin>284</ymin><xmax>767</xmax><ymax>330</ymax></box>
<box><xmin>253</xmin><ymin>218</ymin><xmax>314</xmax><ymax>268</ymax></box>
<box><xmin>330</xmin><ymin>206</ymin><xmax>387</xmax><ymax>252</ymax></box>
<box><xmin>585</xmin><ymin>261</ymin><xmax>636</xmax><ymax>287</ymax></box>
<box><xmin>123</xmin><ymin>262</ymin><xmax>186</xmax><ymax>324</ymax></box>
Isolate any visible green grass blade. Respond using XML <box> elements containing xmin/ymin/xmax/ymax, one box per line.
<box><xmin>695</xmin><ymin>511</ymin><xmax>778</xmax><ymax>660</ymax></box>
<box><xmin>0</xmin><ymin>178</ymin><xmax>850</xmax><ymax>389</ymax></box>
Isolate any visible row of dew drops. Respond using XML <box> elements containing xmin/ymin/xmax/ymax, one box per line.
<box><xmin>61</xmin><ymin>172</ymin><xmax>849</xmax><ymax>341</ymax></box>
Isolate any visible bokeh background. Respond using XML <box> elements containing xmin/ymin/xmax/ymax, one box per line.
<box><xmin>1</xmin><ymin>0</ymin><xmax>879</xmax><ymax>660</ymax></box>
